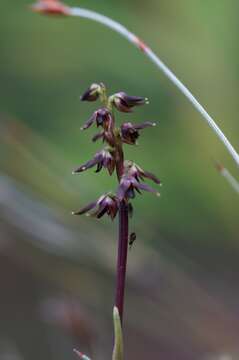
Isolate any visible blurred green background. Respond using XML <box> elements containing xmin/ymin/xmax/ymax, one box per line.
<box><xmin>0</xmin><ymin>1</ymin><xmax>239</xmax><ymax>359</ymax></box>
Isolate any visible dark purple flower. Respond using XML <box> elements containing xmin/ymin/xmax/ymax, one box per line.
<box><xmin>72</xmin><ymin>193</ymin><xmax>119</xmax><ymax>220</ymax></box>
<box><xmin>120</xmin><ymin>121</ymin><xmax>156</xmax><ymax>145</ymax></box>
<box><xmin>80</xmin><ymin>83</ymin><xmax>105</xmax><ymax>102</ymax></box>
<box><xmin>111</xmin><ymin>92</ymin><xmax>148</xmax><ymax>113</ymax></box>
<box><xmin>117</xmin><ymin>160</ymin><xmax>161</xmax><ymax>200</ymax></box>
<box><xmin>81</xmin><ymin>108</ymin><xmax>113</xmax><ymax>131</ymax></box>
<box><xmin>73</xmin><ymin>149</ymin><xmax>115</xmax><ymax>175</ymax></box>
<box><xmin>125</xmin><ymin>161</ymin><xmax>161</xmax><ymax>184</ymax></box>
<box><xmin>117</xmin><ymin>175</ymin><xmax>160</xmax><ymax>201</ymax></box>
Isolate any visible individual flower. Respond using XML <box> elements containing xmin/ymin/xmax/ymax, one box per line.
<box><xmin>81</xmin><ymin>108</ymin><xmax>113</xmax><ymax>131</ymax></box>
<box><xmin>117</xmin><ymin>174</ymin><xmax>160</xmax><ymax>200</ymax></box>
<box><xmin>73</xmin><ymin>149</ymin><xmax>115</xmax><ymax>175</ymax></box>
<box><xmin>110</xmin><ymin>92</ymin><xmax>148</xmax><ymax>113</ymax></box>
<box><xmin>72</xmin><ymin>193</ymin><xmax>119</xmax><ymax>220</ymax></box>
<box><xmin>116</xmin><ymin>160</ymin><xmax>161</xmax><ymax>200</ymax></box>
<box><xmin>120</xmin><ymin>121</ymin><xmax>156</xmax><ymax>145</ymax></box>
<box><xmin>31</xmin><ymin>0</ymin><xmax>69</xmax><ymax>15</ymax></box>
<box><xmin>80</xmin><ymin>83</ymin><xmax>105</xmax><ymax>102</ymax></box>
<box><xmin>124</xmin><ymin>160</ymin><xmax>161</xmax><ymax>184</ymax></box>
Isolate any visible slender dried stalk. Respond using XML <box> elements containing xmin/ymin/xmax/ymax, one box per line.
<box><xmin>216</xmin><ymin>162</ymin><xmax>239</xmax><ymax>194</ymax></box>
<box><xmin>69</xmin><ymin>6</ymin><xmax>239</xmax><ymax>168</ymax></box>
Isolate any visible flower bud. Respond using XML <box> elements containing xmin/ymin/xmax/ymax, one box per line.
<box><xmin>80</xmin><ymin>83</ymin><xmax>105</xmax><ymax>102</ymax></box>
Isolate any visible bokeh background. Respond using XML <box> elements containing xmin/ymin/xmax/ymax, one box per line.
<box><xmin>1</xmin><ymin>0</ymin><xmax>239</xmax><ymax>359</ymax></box>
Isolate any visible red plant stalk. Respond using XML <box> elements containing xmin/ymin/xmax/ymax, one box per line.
<box><xmin>115</xmin><ymin>201</ymin><xmax>129</xmax><ymax>322</ymax></box>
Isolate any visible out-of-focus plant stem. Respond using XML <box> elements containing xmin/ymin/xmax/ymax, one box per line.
<box><xmin>215</xmin><ymin>162</ymin><xmax>239</xmax><ymax>194</ymax></box>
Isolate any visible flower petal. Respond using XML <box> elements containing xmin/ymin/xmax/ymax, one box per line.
<box><xmin>136</xmin><ymin>182</ymin><xmax>160</xmax><ymax>196</ymax></box>
<box><xmin>141</xmin><ymin>170</ymin><xmax>161</xmax><ymax>184</ymax></box>
<box><xmin>73</xmin><ymin>156</ymin><xmax>100</xmax><ymax>173</ymax></box>
<box><xmin>123</xmin><ymin>94</ymin><xmax>146</xmax><ymax>106</ymax></box>
<box><xmin>134</xmin><ymin>121</ymin><xmax>156</xmax><ymax>130</ymax></box>
<box><xmin>81</xmin><ymin>113</ymin><xmax>96</xmax><ymax>130</ymax></box>
<box><xmin>72</xmin><ymin>201</ymin><xmax>97</xmax><ymax>215</ymax></box>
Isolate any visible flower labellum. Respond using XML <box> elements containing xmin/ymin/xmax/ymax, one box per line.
<box><xmin>120</xmin><ymin>121</ymin><xmax>156</xmax><ymax>145</ymax></box>
<box><xmin>31</xmin><ymin>0</ymin><xmax>70</xmax><ymax>15</ymax></box>
<box><xmin>111</xmin><ymin>92</ymin><xmax>148</xmax><ymax>113</ymax></box>
<box><xmin>80</xmin><ymin>83</ymin><xmax>105</xmax><ymax>102</ymax></box>
<box><xmin>72</xmin><ymin>193</ymin><xmax>119</xmax><ymax>220</ymax></box>
<box><xmin>73</xmin><ymin>149</ymin><xmax>115</xmax><ymax>175</ymax></box>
